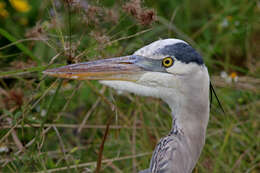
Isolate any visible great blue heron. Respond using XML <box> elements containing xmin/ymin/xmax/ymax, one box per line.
<box><xmin>44</xmin><ymin>39</ymin><xmax>211</xmax><ymax>173</ymax></box>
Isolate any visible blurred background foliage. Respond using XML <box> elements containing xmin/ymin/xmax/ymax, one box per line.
<box><xmin>0</xmin><ymin>0</ymin><xmax>259</xmax><ymax>172</ymax></box>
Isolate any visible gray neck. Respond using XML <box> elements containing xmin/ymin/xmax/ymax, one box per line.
<box><xmin>172</xmin><ymin>93</ymin><xmax>209</xmax><ymax>164</ymax></box>
<box><xmin>164</xmin><ymin>67</ymin><xmax>210</xmax><ymax>170</ymax></box>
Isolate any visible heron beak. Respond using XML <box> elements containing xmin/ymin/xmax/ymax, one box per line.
<box><xmin>43</xmin><ymin>55</ymin><xmax>159</xmax><ymax>81</ymax></box>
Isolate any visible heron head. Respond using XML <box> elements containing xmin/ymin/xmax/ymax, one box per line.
<box><xmin>44</xmin><ymin>39</ymin><xmax>209</xmax><ymax>103</ymax></box>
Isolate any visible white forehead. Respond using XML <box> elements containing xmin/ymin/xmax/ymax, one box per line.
<box><xmin>134</xmin><ymin>39</ymin><xmax>188</xmax><ymax>58</ymax></box>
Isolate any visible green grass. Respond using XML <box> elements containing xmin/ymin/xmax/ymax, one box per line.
<box><xmin>0</xmin><ymin>0</ymin><xmax>259</xmax><ymax>172</ymax></box>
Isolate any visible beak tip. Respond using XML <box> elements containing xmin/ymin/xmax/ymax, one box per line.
<box><xmin>43</xmin><ymin>67</ymin><xmax>75</xmax><ymax>79</ymax></box>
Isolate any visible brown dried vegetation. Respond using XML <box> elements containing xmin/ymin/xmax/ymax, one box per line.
<box><xmin>1</xmin><ymin>88</ymin><xmax>24</xmax><ymax>110</ymax></box>
<box><xmin>123</xmin><ymin>0</ymin><xmax>156</xmax><ymax>26</ymax></box>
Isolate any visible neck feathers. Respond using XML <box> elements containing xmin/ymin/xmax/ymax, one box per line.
<box><xmin>167</xmin><ymin>66</ymin><xmax>210</xmax><ymax>169</ymax></box>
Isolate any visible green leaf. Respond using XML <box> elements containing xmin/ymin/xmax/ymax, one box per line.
<box><xmin>0</xmin><ymin>28</ymin><xmax>41</xmax><ymax>64</ymax></box>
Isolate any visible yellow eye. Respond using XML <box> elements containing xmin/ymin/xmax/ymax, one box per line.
<box><xmin>162</xmin><ymin>57</ymin><xmax>174</xmax><ymax>68</ymax></box>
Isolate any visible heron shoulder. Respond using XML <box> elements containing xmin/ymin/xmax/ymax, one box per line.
<box><xmin>149</xmin><ymin>130</ymin><xmax>195</xmax><ymax>173</ymax></box>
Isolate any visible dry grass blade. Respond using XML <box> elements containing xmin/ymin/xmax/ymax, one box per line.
<box><xmin>212</xmin><ymin>76</ymin><xmax>260</xmax><ymax>93</ymax></box>
<box><xmin>77</xmin><ymin>86</ymin><xmax>106</xmax><ymax>133</ymax></box>
<box><xmin>157</xmin><ymin>16</ymin><xmax>199</xmax><ymax>50</ymax></box>
<box><xmin>52</xmin><ymin>126</ymin><xmax>70</xmax><ymax>166</ymax></box>
<box><xmin>102</xmin><ymin>157</ymin><xmax>123</xmax><ymax>173</ymax></box>
<box><xmin>0</xmin><ymin>38</ymin><xmax>42</xmax><ymax>51</ymax></box>
<box><xmin>132</xmin><ymin>111</ymin><xmax>138</xmax><ymax>173</ymax></box>
<box><xmin>85</xmin><ymin>81</ymin><xmax>115</xmax><ymax>110</ymax></box>
<box><xmin>9</xmin><ymin>123</ymin><xmax>25</xmax><ymax>152</ymax></box>
<box><xmin>55</xmin><ymin>82</ymin><xmax>83</xmax><ymax>121</ymax></box>
<box><xmin>0</xmin><ymin>123</ymin><xmax>146</xmax><ymax>129</ymax></box>
<box><xmin>105</xmin><ymin>28</ymin><xmax>152</xmax><ymax>46</ymax></box>
<box><xmin>0</xmin><ymin>119</ymin><xmax>22</xmax><ymax>144</ymax></box>
<box><xmin>36</xmin><ymin>152</ymin><xmax>151</xmax><ymax>173</ymax></box>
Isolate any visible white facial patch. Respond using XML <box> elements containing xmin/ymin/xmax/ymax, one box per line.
<box><xmin>100</xmin><ymin>80</ymin><xmax>162</xmax><ymax>98</ymax></box>
<box><xmin>134</xmin><ymin>39</ymin><xmax>187</xmax><ymax>59</ymax></box>
<box><xmin>166</xmin><ymin>60</ymin><xmax>202</xmax><ymax>75</ymax></box>
<box><xmin>137</xmin><ymin>71</ymin><xmax>179</xmax><ymax>89</ymax></box>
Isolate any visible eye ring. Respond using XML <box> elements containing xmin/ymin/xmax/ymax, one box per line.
<box><xmin>162</xmin><ymin>57</ymin><xmax>174</xmax><ymax>68</ymax></box>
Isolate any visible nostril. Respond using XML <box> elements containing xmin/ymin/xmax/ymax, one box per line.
<box><xmin>117</xmin><ymin>62</ymin><xmax>133</xmax><ymax>64</ymax></box>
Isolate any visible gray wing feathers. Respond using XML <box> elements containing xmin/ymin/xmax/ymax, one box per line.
<box><xmin>139</xmin><ymin>169</ymin><xmax>150</xmax><ymax>173</ymax></box>
<box><xmin>149</xmin><ymin>134</ymin><xmax>193</xmax><ymax>173</ymax></box>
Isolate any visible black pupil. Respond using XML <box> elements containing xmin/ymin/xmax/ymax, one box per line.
<box><xmin>165</xmin><ymin>59</ymin><xmax>170</xmax><ymax>64</ymax></box>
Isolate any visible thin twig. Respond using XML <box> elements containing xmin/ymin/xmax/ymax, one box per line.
<box><xmin>95</xmin><ymin>118</ymin><xmax>112</xmax><ymax>173</ymax></box>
